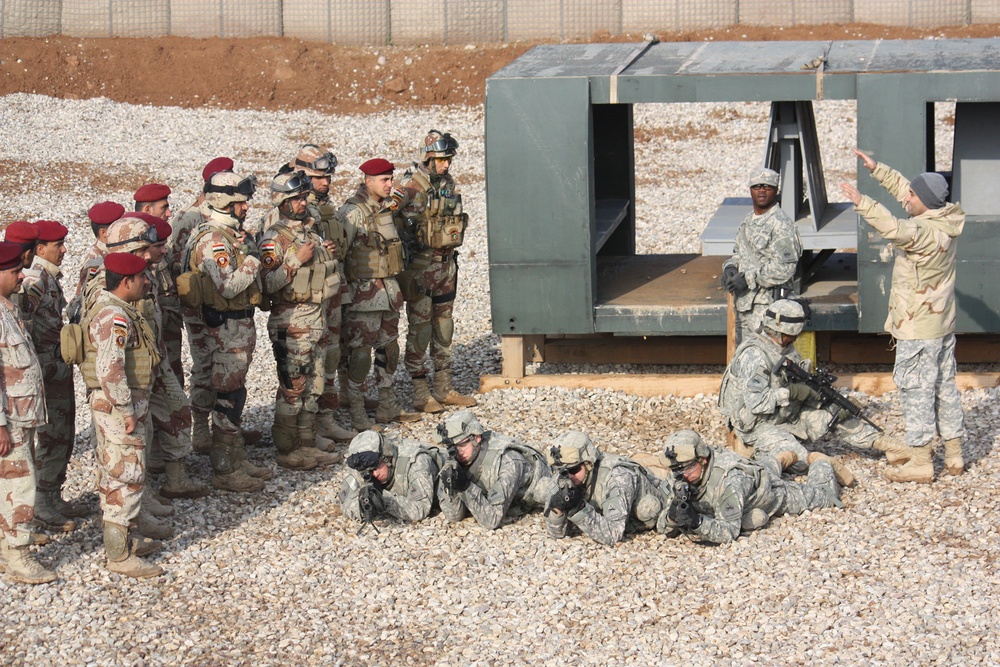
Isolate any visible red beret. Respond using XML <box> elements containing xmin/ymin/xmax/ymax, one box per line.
<box><xmin>0</xmin><ymin>241</ymin><xmax>22</xmax><ymax>271</ymax></box>
<box><xmin>133</xmin><ymin>183</ymin><xmax>172</xmax><ymax>203</ymax></box>
<box><xmin>4</xmin><ymin>221</ymin><xmax>39</xmax><ymax>245</ymax></box>
<box><xmin>35</xmin><ymin>220</ymin><xmax>69</xmax><ymax>242</ymax></box>
<box><xmin>104</xmin><ymin>252</ymin><xmax>148</xmax><ymax>276</ymax></box>
<box><xmin>88</xmin><ymin>201</ymin><xmax>125</xmax><ymax>226</ymax></box>
<box><xmin>202</xmin><ymin>157</ymin><xmax>235</xmax><ymax>182</ymax></box>
<box><xmin>152</xmin><ymin>218</ymin><xmax>172</xmax><ymax>243</ymax></box>
<box><xmin>121</xmin><ymin>212</ymin><xmax>162</xmax><ymax>226</ymax></box>
<box><xmin>359</xmin><ymin>158</ymin><xmax>395</xmax><ymax>176</ymax></box>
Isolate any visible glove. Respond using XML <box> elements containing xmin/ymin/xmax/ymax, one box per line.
<box><xmin>667</xmin><ymin>497</ymin><xmax>702</xmax><ymax>530</ymax></box>
<box><xmin>726</xmin><ymin>271</ymin><xmax>749</xmax><ymax>295</ymax></box>
<box><xmin>440</xmin><ymin>463</ymin><xmax>472</xmax><ymax>494</ymax></box>
<box><xmin>346</xmin><ymin>450</ymin><xmax>380</xmax><ymax>472</ymax></box>
<box><xmin>787</xmin><ymin>383</ymin><xmax>821</xmax><ymax>403</ymax></box>
<box><xmin>721</xmin><ymin>265</ymin><xmax>739</xmax><ymax>290</ymax></box>
<box><xmin>548</xmin><ymin>483</ymin><xmax>585</xmax><ymax>514</ymax></box>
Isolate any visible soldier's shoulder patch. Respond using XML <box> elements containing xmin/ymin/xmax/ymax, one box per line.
<box><xmin>112</xmin><ymin>314</ymin><xmax>128</xmax><ymax>348</ymax></box>
<box><xmin>216</xmin><ymin>254</ymin><xmax>230</xmax><ymax>268</ymax></box>
<box><xmin>87</xmin><ymin>266</ymin><xmax>99</xmax><ymax>279</ymax></box>
<box><xmin>25</xmin><ymin>281</ymin><xmax>44</xmax><ymax>299</ymax></box>
<box><xmin>260</xmin><ymin>239</ymin><xmax>276</xmax><ymax>251</ymax></box>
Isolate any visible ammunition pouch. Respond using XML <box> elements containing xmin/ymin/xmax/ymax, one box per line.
<box><xmin>176</xmin><ymin>271</ymin><xmax>203</xmax><ymax>309</ymax></box>
<box><xmin>60</xmin><ymin>323</ymin><xmax>85</xmax><ymax>365</ymax></box>
<box><xmin>396</xmin><ymin>268</ymin><xmax>426</xmax><ymax>303</ymax></box>
<box><xmin>422</xmin><ymin>213</ymin><xmax>468</xmax><ymax>250</ymax></box>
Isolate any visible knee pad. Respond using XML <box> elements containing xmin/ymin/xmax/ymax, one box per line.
<box><xmin>348</xmin><ymin>346</ymin><xmax>373</xmax><ymax>384</ymax></box>
<box><xmin>432</xmin><ymin>316</ymin><xmax>454</xmax><ymax>348</ymax></box>
<box><xmin>410</xmin><ymin>321</ymin><xmax>432</xmax><ymax>355</ymax></box>
<box><xmin>325</xmin><ymin>344</ymin><xmax>341</xmax><ymax>376</ymax></box>
<box><xmin>215</xmin><ymin>388</ymin><xmax>247</xmax><ymax>427</ymax></box>
<box><xmin>383</xmin><ymin>340</ymin><xmax>400</xmax><ymax>374</ymax></box>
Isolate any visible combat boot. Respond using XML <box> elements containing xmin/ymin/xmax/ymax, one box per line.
<box><xmin>375</xmin><ymin>388</ymin><xmax>422</xmax><ymax>425</ymax></box>
<box><xmin>884</xmin><ymin>445</ymin><xmax>934</xmax><ymax>484</ymax></box>
<box><xmin>943</xmin><ymin>438</ymin><xmax>965</xmax><ymax>476</ymax></box>
<box><xmin>432</xmin><ymin>370</ymin><xmax>478</xmax><ymax>407</ymax></box>
<box><xmin>160</xmin><ymin>460</ymin><xmax>211</xmax><ymax>499</ymax></box>
<box><xmin>146</xmin><ymin>440</ymin><xmax>165</xmax><ymax>474</ymax></box>
<box><xmin>212</xmin><ymin>431</ymin><xmax>269</xmax><ymax>489</ymax></box>
<box><xmin>33</xmin><ymin>490</ymin><xmax>76</xmax><ymax>533</ymax></box>
<box><xmin>774</xmin><ymin>451</ymin><xmax>798</xmax><ymax>471</ymax></box>
<box><xmin>231</xmin><ymin>433</ymin><xmax>274</xmax><ymax>481</ymax></box>
<box><xmin>132</xmin><ymin>535</ymin><xmax>163</xmax><ymax>557</ymax></box>
<box><xmin>242</xmin><ymin>427</ymin><xmax>264</xmax><ymax>447</ymax></box>
<box><xmin>412</xmin><ymin>377</ymin><xmax>444</xmax><ymax>413</ymax></box>
<box><xmin>807</xmin><ymin>452</ymin><xmax>856</xmax><ymax>488</ymax></box>
<box><xmin>135</xmin><ymin>508</ymin><xmax>174</xmax><ymax>540</ymax></box>
<box><xmin>271</xmin><ymin>412</ymin><xmax>298</xmax><ymax>453</ymax></box>
<box><xmin>212</xmin><ymin>469</ymin><xmax>265</xmax><ymax>493</ymax></box>
<box><xmin>872</xmin><ymin>435</ymin><xmax>911</xmax><ymax>465</ymax></box>
<box><xmin>349</xmin><ymin>387</ymin><xmax>375</xmax><ymax>431</ymax></box>
<box><xmin>0</xmin><ymin>541</ymin><xmax>57</xmax><ymax>584</ymax></box>
<box><xmin>191</xmin><ymin>408</ymin><xmax>212</xmax><ymax>455</ymax></box>
<box><xmin>298</xmin><ymin>412</ymin><xmax>345</xmax><ymax>463</ymax></box>
<box><xmin>46</xmin><ymin>488</ymin><xmax>91</xmax><ymax>519</ymax></box>
<box><xmin>141</xmin><ymin>490</ymin><xmax>174</xmax><ymax>518</ymax></box>
<box><xmin>316</xmin><ymin>411</ymin><xmax>358</xmax><ymax>442</ymax></box>
<box><xmin>276</xmin><ymin>449</ymin><xmax>318</xmax><ymax>471</ymax></box>
<box><xmin>103</xmin><ymin>521</ymin><xmax>163</xmax><ymax>579</ymax></box>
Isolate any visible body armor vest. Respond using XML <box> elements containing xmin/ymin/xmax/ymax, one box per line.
<box><xmin>345</xmin><ymin>196</ymin><xmax>405</xmax><ymax>280</ymax></box>
<box><xmin>468</xmin><ymin>434</ymin><xmax>549</xmax><ymax>505</ymax></box>
<box><xmin>390</xmin><ymin>443</ymin><xmax>445</xmax><ymax>497</ymax></box>
<box><xmin>309</xmin><ymin>195</ymin><xmax>349</xmax><ymax>263</ymax></box>
<box><xmin>588</xmin><ymin>454</ymin><xmax>668</xmax><ymax>528</ymax></box>
<box><xmin>80</xmin><ymin>295</ymin><xmax>159</xmax><ymax>391</ymax></box>
<box><xmin>268</xmin><ymin>223</ymin><xmax>340</xmax><ymax>305</ymax></box>
<box><xmin>181</xmin><ymin>223</ymin><xmax>262</xmax><ymax>311</ymax></box>
<box><xmin>408</xmin><ymin>168</ymin><xmax>468</xmax><ymax>250</ymax></box>
<box><xmin>694</xmin><ymin>451</ymin><xmax>781</xmax><ymax>525</ymax></box>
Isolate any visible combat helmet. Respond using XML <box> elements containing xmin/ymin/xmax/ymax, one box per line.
<box><xmin>421</xmin><ymin>130</ymin><xmax>459</xmax><ymax>161</ymax></box>
<box><xmin>290</xmin><ymin>144</ymin><xmax>337</xmax><ymax>177</ymax></box>
<box><xmin>346</xmin><ymin>430</ymin><xmax>399</xmax><ymax>484</ymax></box>
<box><xmin>107</xmin><ymin>213</ymin><xmax>158</xmax><ymax>254</ymax></box>
<box><xmin>762</xmin><ymin>299</ymin><xmax>810</xmax><ymax>337</ymax></box>
<box><xmin>547</xmin><ymin>431</ymin><xmax>599</xmax><ymax>484</ymax></box>
<box><xmin>270</xmin><ymin>170</ymin><xmax>312</xmax><ymax>208</ymax></box>
<box><xmin>205</xmin><ymin>172</ymin><xmax>257</xmax><ymax>211</ymax></box>
<box><xmin>662</xmin><ymin>430</ymin><xmax>712</xmax><ymax>470</ymax></box>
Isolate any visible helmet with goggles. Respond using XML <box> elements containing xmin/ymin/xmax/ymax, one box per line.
<box><xmin>421</xmin><ymin>130</ymin><xmax>459</xmax><ymax>161</ymax></box>
<box><xmin>762</xmin><ymin>299</ymin><xmax>810</xmax><ymax>337</ymax></box>
<box><xmin>270</xmin><ymin>170</ymin><xmax>313</xmax><ymax>207</ymax></box>
<box><xmin>433</xmin><ymin>410</ymin><xmax>484</xmax><ymax>447</ymax></box>
<box><xmin>107</xmin><ymin>213</ymin><xmax>159</xmax><ymax>253</ymax></box>
<box><xmin>290</xmin><ymin>144</ymin><xmax>337</xmax><ymax>177</ymax></box>
<box><xmin>205</xmin><ymin>172</ymin><xmax>257</xmax><ymax>210</ymax></box>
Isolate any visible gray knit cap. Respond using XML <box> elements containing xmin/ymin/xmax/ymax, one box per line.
<box><xmin>910</xmin><ymin>172</ymin><xmax>948</xmax><ymax>210</ymax></box>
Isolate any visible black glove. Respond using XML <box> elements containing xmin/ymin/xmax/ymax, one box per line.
<box><xmin>548</xmin><ymin>483</ymin><xmax>585</xmax><ymax>514</ymax></box>
<box><xmin>346</xmin><ymin>450</ymin><xmax>380</xmax><ymax>472</ymax></box>
<box><xmin>721</xmin><ymin>265</ymin><xmax>739</xmax><ymax>290</ymax></box>
<box><xmin>667</xmin><ymin>497</ymin><xmax>702</xmax><ymax>530</ymax></box>
<box><xmin>724</xmin><ymin>270</ymin><xmax>749</xmax><ymax>295</ymax></box>
<box><xmin>440</xmin><ymin>463</ymin><xmax>471</xmax><ymax>494</ymax></box>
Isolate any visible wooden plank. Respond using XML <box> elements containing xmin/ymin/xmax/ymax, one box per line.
<box><xmin>500</xmin><ymin>335</ymin><xmax>526</xmax><ymax>379</ymax></box>
<box><xmin>541</xmin><ymin>336</ymin><xmax>726</xmax><ymax>365</ymax></box>
<box><xmin>726</xmin><ymin>292</ymin><xmax>736</xmax><ymax>363</ymax></box>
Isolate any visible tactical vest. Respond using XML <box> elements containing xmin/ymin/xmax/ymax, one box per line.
<box><xmin>694</xmin><ymin>451</ymin><xmax>779</xmax><ymax>530</ymax></box>
<box><xmin>267</xmin><ymin>223</ymin><xmax>340</xmax><ymax>305</ymax></box>
<box><xmin>407</xmin><ymin>168</ymin><xmax>468</xmax><ymax>250</ymax></box>
<box><xmin>179</xmin><ymin>223</ymin><xmax>262</xmax><ymax>311</ymax></box>
<box><xmin>309</xmin><ymin>195</ymin><xmax>349</xmax><ymax>263</ymax></box>
<box><xmin>467</xmin><ymin>434</ymin><xmax>550</xmax><ymax>507</ymax></box>
<box><xmin>344</xmin><ymin>196</ymin><xmax>405</xmax><ymax>280</ymax></box>
<box><xmin>389</xmin><ymin>443</ymin><xmax>446</xmax><ymax>497</ymax></box>
<box><xmin>79</xmin><ymin>294</ymin><xmax>159</xmax><ymax>391</ymax></box>
<box><xmin>588</xmin><ymin>454</ymin><xmax>669</xmax><ymax>529</ymax></box>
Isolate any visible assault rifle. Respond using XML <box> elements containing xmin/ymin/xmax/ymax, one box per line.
<box><xmin>773</xmin><ymin>356</ymin><xmax>883</xmax><ymax>434</ymax></box>
<box><xmin>356</xmin><ymin>475</ymin><xmax>382</xmax><ymax>537</ymax></box>
<box><xmin>436</xmin><ymin>423</ymin><xmax>469</xmax><ymax>495</ymax></box>
<box><xmin>544</xmin><ymin>446</ymin><xmax>583</xmax><ymax>516</ymax></box>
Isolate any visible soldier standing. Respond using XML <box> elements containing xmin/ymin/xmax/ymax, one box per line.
<box><xmin>434</xmin><ymin>410</ymin><xmax>552</xmax><ymax>530</ymax></box>
<box><xmin>17</xmin><ymin>221</ymin><xmax>87</xmax><ymax>533</ymax></box>
<box><xmin>0</xmin><ymin>241</ymin><xmax>58</xmax><ymax>584</ymax></box>
<box><xmin>395</xmin><ymin>131</ymin><xmax>477</xmax><ymax>413</ymax></box>
<box><xmin>840</xmin><ymin>151</ymin><xmax>967</xmax><ymax>484</ymax></box>
<box><xmin>543</xmin><ymin>431</ymin><xmax>667</xmax><ymax>546</ymax></box>
<box><xmin>339</xmin><ymin>159</ymin><xmax>421</xmax><ymax>430</ymax></box>
<box><xmin>259</xmin><ymin>171</ymin><xmax>342</xmax><ymax>470</ymax></box>
<box><xmin>83</xmin><ymin>252</ymin><xmax>164</xmax><ymax>578</ymax></box>
<box><xmin>3</xmin><ymin>220</ymin><xmax>39</xmax><ymax>269</ymax></box>
<box><xmin>69</xmin><ymin>201</ymin><xmax>126</xmax><ymax>323</ymax></box>
<box><xmin>722</xmin><ymin>168</ymin><xmax>802</xmax><ymax>340</ymax></box>
<box><xmin>184</xmin><ymin>171</ymin><xmax>271</xmax><ymax>492</ymax></box>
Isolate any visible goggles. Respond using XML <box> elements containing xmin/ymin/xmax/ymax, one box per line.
<box><xmin>272</xmin><ymin>171</ymin><xmax>313</xmax><ymax>196</ymax></box>
<box><xmin>296</xmin><ymin>151</ymin><xmax>338</xmax><ymax>174</ymax></box>
<box><xmin>205</xmin><ymin>175</ymin><xmax>258</xmax><ymax>198</ymax></box>
<box><xmin>108</xmin><ymin>224</ymin><xmax>159</xmax><ymax>248</ymax></box>
<box><xmin>426</xmin><ymin>133</ymin><xmax>459</xmax><ymax>154</ymax></box>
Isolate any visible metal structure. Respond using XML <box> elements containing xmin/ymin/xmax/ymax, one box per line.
<box><xmin>485</xmin><ymin>39</ymin><xmax>1000</xmax><ymax>354</ymax></box>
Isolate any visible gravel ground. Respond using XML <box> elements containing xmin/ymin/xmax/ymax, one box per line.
<box><xmin>1</xmin><ymin>93</ymin><xmax>998</xmax><ymax>666</ymax></box>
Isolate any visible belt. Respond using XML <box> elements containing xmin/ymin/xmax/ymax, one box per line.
<box><xmin>203</xmin><ymin>305</ymin><xmax>254</xmax><ymax>321</ymax></box>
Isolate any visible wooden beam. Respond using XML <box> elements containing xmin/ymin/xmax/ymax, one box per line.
<box><xmin>500</xmin><ymin>335</ymin><xmax>526</xmax><ymax>379</ymax></box>
<box><xmin>541</xmin><ymin>336</ymin><xmax>726</xmax><ymax>365</ymax></box>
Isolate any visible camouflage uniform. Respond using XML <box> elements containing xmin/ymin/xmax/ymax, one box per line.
<box><xmin>339</xmin><ymin>437</ymin><xmax>442</xmax><ymax>523</ymax></box>
<box><xmin>68</xmin><ymin>240</ymin><xmax>108</xmax><ymax>323</ymax></box>
<box><xmin>0</xmin><ymin>295</ymin><xmax>46</xmax><ymax>548</ymax></box>
<box><xmin>175</xmin><ymin>204</ymin><xmax>214</xmax><ymax>419</ymax></box>
<box><xmin>854</xmin><ymin>162</ymin><xmax>966</xmax><ymax>449</ymax></box>
<box><xmin>153</xmin><ymin>256</ymin><xmax>184</xmax><ymax>385</ymax></box>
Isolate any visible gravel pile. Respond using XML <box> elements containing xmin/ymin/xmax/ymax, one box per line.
<box><xmin>1</xmin><ymin>93</ymin><xmax>997</xmax><ymax>666</ymax></box>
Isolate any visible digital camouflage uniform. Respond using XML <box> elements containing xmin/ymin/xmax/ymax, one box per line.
<box><xmin>854</xmin><ymin>163</ymin><xmax>966</xmax><ymax>451</ymax></box>
<box><xmin>339</xmin><ymin>439</ymin><xmax>443</xmax><ymax>523</ymax></box>
<box><xmin>723</xmin><ymin>205</ymin><xmax>801</xmax><ymax>338</ymax></box>
<box><xmin>438</xmin><ymin>432</ymin><xmax>553</xmax><ymax>530</ymax></box>
<box><xmin>0</xmin><ymin>295</ymin><xmax>46</xmax><ymax>548</ymax></box>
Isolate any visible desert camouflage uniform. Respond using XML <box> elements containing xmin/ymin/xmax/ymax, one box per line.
<box><xmin>339</xmin><ymin>184</ymin><xmax>405</xmax><ymax>396</ymax></box>
<box><xmin>723</xmin><ymin>206</ymin><xmax>801</xmax><ymax>337</ymax></box>
<box><xmin>0</xmin><ymin>296</ymin><xmax>46</xmax><ymax>547</ymax></box>
<box><xmin>16</xmin><ymin>256</ymin><xmax>75</xmax><ymax>498</ymax></box>
<box><xmin>545</xmin><ymin>454</ymin><xmax>667</xmax><ymax>546</ymax></box>
<box><xmin>187</xmin><ymin>208</ymin><xmax>261</xmax><ymax>449</ymax></box>
<box><xmin>67</xmin><ymin>240</ymin><xmax>107</xmax><ymax>322</ymax></box>
<box><xmin>854</xmin><ymin>163</ymin><xmax>966</xmax><ymax>447</ymax></box>
<box><xmin>87</xmin><ymin>292</ymin><xmax>155</xmax><ymax>526</ymax></box>
<box><xmin>339</xmin><ymin>441</ymin><xmax>442</xmax><ymax>522</ymax></box>
<box><xmin>662</xmin><ymin>449</ymin><xmax>841</xmax><ymax>544</ymax></box>
<box><xmin>173</xmin><ymin>204</ymin><xmax>214</xmax><ymax>416</ymax></box>
<box><xmin>719</xmin><ymin>331</ymin><xmax>879</xmax><ymax>466</ymax></box>
<box><xmin>438</xmin><ymin>434</ymin><xmax>553</xmax><ymax>530</ymax></box>
<box><xmin>153</xmin><ymin>256</ymin><xmax>185</xmax><ymax>385</ymax></box>
<box><xmin>260</xmin><ymin>211</ymin><xmax>337</xmax><ymax>431</ymax></box>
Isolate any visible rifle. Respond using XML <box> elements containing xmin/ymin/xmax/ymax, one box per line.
<box><xmin>356</xmin><ymin>472</ymin><xmax>384</xmax><ymax>537</ymax></box>
<box><xmin>436</xmin><ymin>423</ymin><xmax>469</xmax><ymax>495</ymax></box>
<box><xmin>773</xmin><ymin>356</ymin><xmax>883</xmax><ymax>434</ymax></box>
<box><xmin>544</xmin><ymin>446</ymin><xmax>583</xmax><ymax>516</ymax></box>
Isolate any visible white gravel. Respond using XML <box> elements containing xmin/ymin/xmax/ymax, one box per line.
<box><xmin>1</xmin><ymin>93</ymin><xmax>997</xmax><ymax>666</ymax></box>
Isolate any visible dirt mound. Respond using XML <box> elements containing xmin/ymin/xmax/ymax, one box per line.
<box><xmin>1</xmin><ymin>23</ymin><xmax>997</xmax><ymax>113</ymax></box>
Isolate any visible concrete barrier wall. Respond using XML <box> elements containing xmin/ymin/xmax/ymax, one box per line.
<box><xmin>1</xmin><ymin>0</ymin><xmax>997</xmax><ymax>42</ymax></box>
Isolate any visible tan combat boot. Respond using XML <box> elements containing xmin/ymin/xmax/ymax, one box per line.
<box><xmin>33</xmin><ymin>490</ymin><xmax>76</xmax><ymax>533</ymax></box>
<box><xmin>297</xmin><ymin>412</ymin><xmax>343</xmax><ymax>466</ymax></box>
<box><xmin>0</xmin><ymin>540</ymin><xmax>57</xmax><ymax>584</ymax></box>
<box><xmin>872</xmin><ymin>435</ymin><xmax>911</xmax><ymax>465</ymax></box>
<box><xmin>231</xmin><ymin>434</ymin><xmax>274</xmax><ymax>481</ymax></box>
<box><xmin>160</xmin><ymin>460</ymin><xmax>211</xmax><ymax>500</ymax></box>
<box><xmin>774</xmin><ymin>451</ymin><xmax>798</xmax><ymax>472</ymax></box>
<box><xmin>884</xmin><ymin>445</ymin><xmax>934</xmax><ymax>484</ymax></box>
<box><xmin>943</xmin><ymin>438</ymin><xmax>965</xmax><ymax>476</ymax></box>
<box><xmin>135</xmin><ymin>508</ymin><xmax>174</xmax><ymax>540</ymax></box>
<box><xmin>141</xmin><ymin>490</ymin><xmax>174</xmax><ymax>518</ymax></box>
<box><xmin>104</xmin><ymin>521</ymin><xmax>163</xmax><ymax>579</ymax></box>
<box><xmin>211</xmin><ymin>431</ymin><xmax>267</xmax><ymax>491</ymax></box>
<box><xmin>411</xmin><ymin>377</ymin><xmax>444</xmax><ymax>414</ymax></box>
<box><xmin>432</xmin><ymin>370</ymin><xmax>478</xmax><ymax>407</ymax></box>
<box><xmin>807</xmin><ymin>452</ymin><xmax>856</xmax><ymax>488</ymax></box>
<box><xmin>274</xmin><ymin>412</ymin><xmax>317</xmax><ymax>471</ymax></box>
<box><xmin>349</xmin><ymin>387</ymin><xmax>375</xmax><ymax>431</ymax></box>
<box><xmin>375</xmin><ymin>388</ymin><xmax>422</xmax><ymax>425</ymax></box>
<box><xmin>191</xmin><ymin>408</ymin><xmax>212</xmax><ymax>455</ymax></box>
<box><xmin>316</xmin><ymin>411</ymin><xmax>358</xmax><ymax>443</ymax></box>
